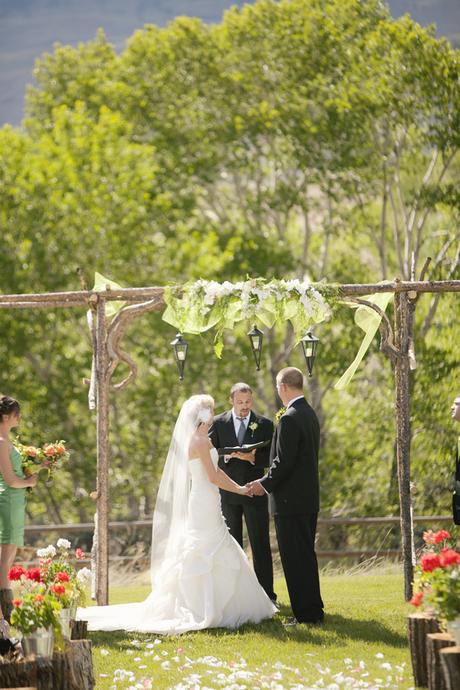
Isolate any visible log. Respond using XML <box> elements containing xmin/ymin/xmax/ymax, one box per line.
<box><xmin>407</xmin><ymin>613</ymin><xmax>441</xmax><ymax>687</ymax></box>
<box><xmin>70</xmin><ymin>620</ymin><xmax>88</xmax><ymax>640</ymax></box>
<box><xmin>440</xmin><ymin>647</ymin><xmax>460</xmax><ymax>690</ymax></box>
<box><xmin>427</xmin><ymin>633</ymin><xmax>456</xmax><ymax>690</ymax></box>
<box><xmin>0</xmin><ymin>640</ymin><xmax>94</xmax><ymax>690</ymax></box>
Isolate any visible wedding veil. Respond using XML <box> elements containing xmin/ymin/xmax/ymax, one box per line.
<box><xmin>150</xmin><ymin>394</ymin><xmax>214</xmax><ymax>589</ymax></box>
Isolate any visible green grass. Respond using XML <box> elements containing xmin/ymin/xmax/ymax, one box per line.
<box><xmin>86</xmin><ymin>570</ymin><xmax>414</xmax><ymax>689</ymax></box>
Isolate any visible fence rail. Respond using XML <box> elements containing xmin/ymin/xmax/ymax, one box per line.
<box><xmin>23</xmin><ymin>515</ymin><xmax>453</xmax><ymax>560</ymax></box>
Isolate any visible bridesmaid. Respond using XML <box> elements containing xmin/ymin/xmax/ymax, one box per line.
<box><xmin>0</xmin><ymin>396</ymin><xmax>37</xmax><ymax>628</ymax></box>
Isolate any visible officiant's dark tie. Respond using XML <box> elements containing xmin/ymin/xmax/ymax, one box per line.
<box><xmin>237</xmin><ymin>417</ymin><xmax>246</xmax><ymax>445</ymax></box>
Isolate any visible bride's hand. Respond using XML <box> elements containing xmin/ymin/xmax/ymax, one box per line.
<box><xmin>239</xmin><ymin>484</ymin><xmax>252</xmax><ymax>496</ymax></box>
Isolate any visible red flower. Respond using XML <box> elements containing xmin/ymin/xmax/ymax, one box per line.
<box><xmin>410</xmin><ymin>591</ymin><xmax>424</xmax><ymax>607</ymax></box>
<box><xmin>8</xmin><ymin>565</ymin><xmax>26</xmax><ymax>581</ymax></box>
<box><xmin>421</xmin><ymin>553</ymin><xmax>441</xmax><ymax>572</ymax></box>
<box><xmin>55</xmin><ymin>571</ymin><xmax>70</xmax><ymax>582</ymax></box>
<box><xmin>439</xmin><ymin>548</ymin><xmax>460</xmax><ymax>567</ymax></box>
<box><xmin>50</xmin><ymin>584</ymin><xmax>66</xmax><ymax>596</ymax></box>
<box><xmin>75</xmin><ymin>548</ymin><xmax>85</xmax><ymax>560</ymax></box>
<box><xmin>34</xmin><ymin>594</ymin><xmax>44</xmax><ymax>603</ymax></box>
<box><xmin>12</xmin><ymin>599</ymin><xmax>22</xmax><ymax>608</ymax></box>
<box><xmin>434</xmin><ymin>530</ymin><xmax>451</xmax><ymax>544</ymax></box>
<box><xmin>26</xmin><ymin>567</ymin><xmax>42</xmax><ymax>583</ymax></box>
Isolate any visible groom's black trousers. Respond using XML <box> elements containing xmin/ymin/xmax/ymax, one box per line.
<box><xmin>274</xmin><ymin>512</ymin><xmax>324</xmax><ymax>622</ymax></box>
<box><xmin>221</xmin><ymin>501</ymin><xmax>276</xmax><ymax>601</ymax></box>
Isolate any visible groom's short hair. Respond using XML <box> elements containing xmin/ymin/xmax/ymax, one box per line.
<box><xmin>278</xmin><ymin>367</ymin><xmax>304</xmax><ymax>390</ymax></box>
<box><xmin>230</xmin><ymin>382</ymin><xmax>252</xmax><ymax>399</ymax></box>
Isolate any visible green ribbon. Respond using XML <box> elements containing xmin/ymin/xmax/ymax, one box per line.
<box><xmin>334</xmin><ymin>291</ymin><xmax>394</xmax><ymax>390</ymax></box>
<box><xmin>92</xmin><ymin>271</ymin><xmax>126</xmax><ymax>319</ymax></box>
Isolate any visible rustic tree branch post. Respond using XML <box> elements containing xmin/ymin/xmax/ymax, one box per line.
<box><xmin>95</xmin><ymin>294</ymin><xmax>109</xmax><ymax>606</ymax></box>
<box><xmin>394</xmin><ymin>289</ymin><xmax>415</xmax><ymax>600</ymax></box>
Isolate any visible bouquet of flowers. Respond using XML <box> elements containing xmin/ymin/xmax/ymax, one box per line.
<box><xmin>15</xmin><ymin>439</ymin><xmax>69</xmax><ymax>484</ymax></box>
<box><xmin>9</xmin><ymin>540</ymin><xmax>91</xmax><ymax>614</ymax></box>
<box><xmin>410</xmin><ymin>529</ymin><xmax>460</xmax><ymax>623</ymax></box>
<box><xmin>9</xmin><ymin>588</ymin><xmax>61</xmax><ymax>636</ymax></box>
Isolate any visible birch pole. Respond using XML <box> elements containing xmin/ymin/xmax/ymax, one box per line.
<box><xmin>394</xmin><ymin>290</ymin><xmax>415</xmax><ymax>600</ymax></box>
<box><xmin>95</xmin><ymin>295</ymin><xmax>109</xmax><ymax>605</ymax></box>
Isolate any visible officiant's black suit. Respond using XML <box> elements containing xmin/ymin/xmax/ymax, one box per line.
<box><xmin>261</xmin><ymin>397</ymin><xmax>324</xmax><ymax>622</ymax></box>
<box><xmin>209</xmin><ymin>410</ymin><xmax>276</xmax><ymax>600</ymax></box>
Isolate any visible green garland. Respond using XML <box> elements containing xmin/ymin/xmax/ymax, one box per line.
<box><xmin>163</xmin><ymin>278</ymin><xmax>339</xmax><ymax>357</ymax></box>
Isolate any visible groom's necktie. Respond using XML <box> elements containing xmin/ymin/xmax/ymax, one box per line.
<box><xmin>236</xmin><ymin>417</ymin><xmax>246</xmax><ymax>445</ymax></box>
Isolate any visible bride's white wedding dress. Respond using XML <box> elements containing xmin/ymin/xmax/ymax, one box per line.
<box><xmin>77</xmin><ymin>448</ymin><xmax>276</xmax><ymax>633</ymax></box>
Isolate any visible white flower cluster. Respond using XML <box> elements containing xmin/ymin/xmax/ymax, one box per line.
<box><xmin>76</xmin><ymin>567</ymin><xmax>92</xmax><ymax>584</ymax></box>
<box><xmin>188</xmin><ymin>278</ymin><xmax>332</xmax><ymax>324</ymax></box>
<box><xmin>57</xmin><ymin>538</ymin><xmax>72</xmax><ymax>550</ymax></box>
<box><xmin>36</xmin><ymin>544</ymin><xmax>57</xmax><ymax>558</ymax></box>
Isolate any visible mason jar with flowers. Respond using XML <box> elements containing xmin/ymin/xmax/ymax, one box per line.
<box><xmin>411</xmin><ymin>529</ymin><xmax>460</xmax><ymax>643</ymax></box>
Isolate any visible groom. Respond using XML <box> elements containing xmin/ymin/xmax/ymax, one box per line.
<box><xmin>209</xmin><ymin>382</ymin><xmax>276</xmax><ymax>602</ymax></box>
<box><xmin>247</xmin><ymin>367</ymin><xmax>324</xmax><ymax>624</ymax></box>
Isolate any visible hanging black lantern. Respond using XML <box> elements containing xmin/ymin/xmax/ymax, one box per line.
<box><xmin>170</xmin><ymin>332</ymin><xmax>188</xmax><ymax>381</ymax></box>
<box><xmin>248</xmin><ymin>325</ymin><xmax>264</xmax><ymax>371</ymax></box>
<box><xmin>300</xmin><ymin>331</ymin><xmax>319</xmax><ymax>377</ymax></box>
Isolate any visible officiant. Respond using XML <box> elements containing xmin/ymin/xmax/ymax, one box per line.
<box><xmin>209</xmin><ymin>382</ymin><xmax>276</xmax><ymax>602</ymax></box>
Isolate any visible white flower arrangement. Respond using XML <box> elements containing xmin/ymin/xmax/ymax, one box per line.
<box><xmin>163</xmin><ymin>278</ymin><xmax>336</xmax><ymax>357</ymax></box>
<box><xmin>249</xmin><ymin>422</ymin><xmax>258</xmax><ymax>436</ymax></box>
<box><xmin>56</xmin><ymin>538</ymin><xmax>72</xmax><ymax>550</ymax></box>
<box><xmin>36</xmin><ymin>544</ymin><xmax>57</xmax><ymax>558</ymax></box>
<box><xmin>76</xmin><ymin>567</ymin><xmax>92</xmax><ymax>584</ymax></box>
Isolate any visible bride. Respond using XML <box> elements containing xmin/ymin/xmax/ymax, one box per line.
<box><xmin>77</xmin><ymin>394</ymin><xmax>276</xmax><ymax>633</ymax></box>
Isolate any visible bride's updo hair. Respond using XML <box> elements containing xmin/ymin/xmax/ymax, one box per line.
<box><xmin>187</xmin><ymin>394</ymin><xmax>214</xmax><ymax>428</ymax></box>
<box><xmin>0</xmin><ymin>396</ymin><xmax>20</xmax><ymax>422</ymax></box>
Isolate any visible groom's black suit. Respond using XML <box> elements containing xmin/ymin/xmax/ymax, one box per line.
<box><xmin>261</xmin><ymin>397</ymin><xmax>324</xmax><ymax>622</ymax></box>
<box><xmin>209</xmin><ymin>410</ymin><xmax>276</xmax><ymax>601</ymax></box>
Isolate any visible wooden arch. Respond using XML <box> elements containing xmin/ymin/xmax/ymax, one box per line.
<box><xmin>1</xmin><ymin>276</ymin><xmax>460</xmax><ymax>603</ymax></box>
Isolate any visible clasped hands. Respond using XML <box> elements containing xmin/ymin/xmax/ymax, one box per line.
<box><xmin>242</xmin><ymin>480</ymin><xmax>266</xmax><ymax>497</ymax></box>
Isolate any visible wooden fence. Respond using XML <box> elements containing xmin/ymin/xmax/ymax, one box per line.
<box><xmin>23</xmin><ymin>515</ymin><xmax>454</xmax><ymax>562</ymax></box>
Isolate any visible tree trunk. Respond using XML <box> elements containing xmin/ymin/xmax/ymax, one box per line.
<box><xmin>0</xmin><ymin>640</ymin><xmax>94</xmax><ymax>690</ymax></box>
<box><xmin>440</xmin><ymin>646</ymin><xmax>460</xmax><ymax>690</ymax></box>
<box><xmin>407</xmin><ymin>613</ymin><xmax>441</xmax><ymax>687</ymax></box>
<box><xmin>427</xmin><ymin>632</ymin><xmax>456</xmax><ymax>690</ymax></box>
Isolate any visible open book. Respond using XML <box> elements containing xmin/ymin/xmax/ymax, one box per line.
<box><xmin>217</xmin><ymin>439</ymin><xmax>271</xmax><ymax>455</ymax></box>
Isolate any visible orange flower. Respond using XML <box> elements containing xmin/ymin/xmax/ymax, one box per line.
<box><xmin>410</xmin><ymin>591</ymin><xmax>424</xmax><ymax>607</ymax></box>
<box><xmin>43</xmin><ymin>445</ymin><xmax>56</xmax><ymax>457</ymax></box>
<box><xmin>24</xmin><ymin>446</ymin><xmax>38</xmax><ymax>458</ymax></box>
<box><xmin>55</xmin><ymin>444</ymin><xmax>66</xmax><ymax>455</ymax></box>
<box><xmin>34</xmin><ymin>594</ymin><xmax>44</xmax><ymax>603</ymax></box>
<box><xmin>12</xmin><ymin>599</ymin><xmax>22</xmax><ymax>607</ymax></box>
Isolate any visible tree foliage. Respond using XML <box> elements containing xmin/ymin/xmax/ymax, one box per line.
<box><xmin>0</xmin><ymin>0</ymin><xmax>459</xmax><ymax>532</ymax></box>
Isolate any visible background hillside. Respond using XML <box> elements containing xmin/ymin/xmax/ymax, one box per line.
<box><xmin>1</xmin><ymin>0</ymin><xmax>459</xmax><ymax>125</ymax></box>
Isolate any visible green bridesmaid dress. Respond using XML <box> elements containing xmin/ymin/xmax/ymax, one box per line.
<box><xmin>0</xmin><ymin>447</ymin><xmax>26</xmax><ymax>546</ymax></box>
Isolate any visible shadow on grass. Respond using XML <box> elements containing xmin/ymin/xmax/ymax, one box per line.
<box><xmin>88</xmin><ymin>610</ymin><xmax>406</xmax><ymax>651</ymax></box>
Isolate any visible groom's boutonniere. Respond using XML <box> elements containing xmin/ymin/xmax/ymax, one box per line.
<box><xmin>249</xmin><ymin>421</ymin><xmax>258</xmax><ymax>437</ymax></box>
<box><xmin>275</xmin><ymin>406</ymin><xmax>286</xmax><ymax>423</ymax></box>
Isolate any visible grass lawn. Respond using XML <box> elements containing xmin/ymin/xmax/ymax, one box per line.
<box><xmin>87</xmin><ymin>569</ymin><xmax>414</xmax><ymax>690</ymax></box>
